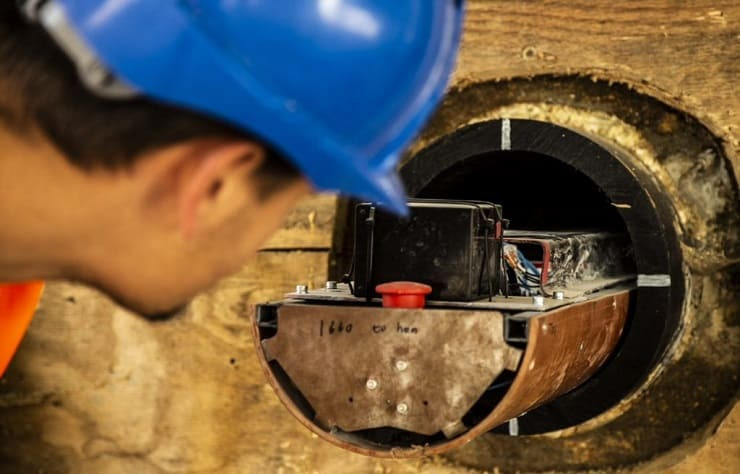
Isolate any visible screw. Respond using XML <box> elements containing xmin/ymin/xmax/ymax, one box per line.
<box><xmin>395</xmin><ymin>360</ymin><xmax>408</xmax><ymax>371</ymax></box>
<box><xmin>554</xmin><ymin>291</ymin><xmax>565</xmax><ymax>300</ymax></box>
<box><xmin>295</xmin><ymin>285</ymin><xmax>308</xmax><ymax>295</ymax></box>
<box><xmin>532</xmin><ymin>295</ymin><xmax>545</xmax><ymax>307</ymax></box>
<box><xmin>326</xmin><ymin>281</ymin><xmax>338</xmax><ymax>290</ymax></box>
<box><xmin>396</xmin><ymin>403</ymin><xmax>409</xmax><ymax>415</ymax></box>
<box><xmin>366</xmin><ymin>378</ymin><xmax>378</xmax><ymax>391</ymax></box>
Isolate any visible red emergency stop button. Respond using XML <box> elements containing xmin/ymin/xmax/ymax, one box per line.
<box><xmin>375</xmin><ymin>281</ymin><xmax>433</xmax><ymax>309</ymax></box>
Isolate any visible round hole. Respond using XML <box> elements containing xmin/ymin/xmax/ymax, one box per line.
<box><xmin>401</xmin><ymin>119</ymin><xmax>682</xmax><ymax>434</ymax></box>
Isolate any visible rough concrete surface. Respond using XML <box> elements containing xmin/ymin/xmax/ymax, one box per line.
<box><xmin>650</xmin><ymin>402</ymin><xmax>739</xmax><ymax>474</ymax></box>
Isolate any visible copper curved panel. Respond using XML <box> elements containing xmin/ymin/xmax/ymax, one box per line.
<box><xmin>468</xmin><ymin>290</ymin><xmax>630</xmax><ymax>432</ymax></box>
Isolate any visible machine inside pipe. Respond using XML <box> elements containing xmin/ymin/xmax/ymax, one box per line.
<box><xmin>253</xmin><ymin>120</ymin><xmax>647</xmax><ymax>457</ymax></box>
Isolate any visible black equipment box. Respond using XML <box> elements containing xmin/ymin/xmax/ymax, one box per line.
<box><xmin>352</xmin><ymin>199</ymin><xmax>505</xmax><ymax>301</ymax></box>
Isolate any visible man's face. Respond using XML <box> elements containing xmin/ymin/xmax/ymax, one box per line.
<box><xmin>62</xmin><ymin>140</ymin><xmax>311</xmax><ymax>319</ymax></box>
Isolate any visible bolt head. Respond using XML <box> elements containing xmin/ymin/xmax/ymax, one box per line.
<box><xmin>533</xmin><ymin>295</ymin><xmax>545</xmax><ymax>307</ymax></box>
<box><xmin>295</xmin><ymin>285</ymin><xmax>308</xmax><ymax>294</ymax></box>
<box><xmin>365</xmin><ymin>379</ymin><xmax>378</xmax><ymax>390</ymax></box>
<box><xmin>554</xmin><ymin>291</ymin><xmax>565</xmax><ymax>300</ymax></box>
<box><xmin>395</xmin><ymin>360</ymin><xmax>408</xmax><ymax>371</ymax></box>
<box><xmin>396</xmin><ymin>403</ymin><xmax>409</xmax><ymax>415</ymax></box>
<box><xmin>326</xmin><ymin>281</ymin><xmax>338</xmax><ymax>290</ymax></box>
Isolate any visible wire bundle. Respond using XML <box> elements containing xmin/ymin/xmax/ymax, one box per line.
<box><xmin>503</xmin><ymin>244</ymin><xmax>542</xmax><ymax>296</ymax></box>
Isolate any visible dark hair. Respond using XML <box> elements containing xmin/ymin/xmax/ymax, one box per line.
<box><xmin>0</xmin><ymin>3</ymin><xmax>301</xmax><ymax>197</ymax></box>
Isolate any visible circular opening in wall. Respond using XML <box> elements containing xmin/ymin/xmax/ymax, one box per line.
<box><xmin>266</xmin><ymin>75</ymin><xmax>735</xmax><ymax>467</ymax></box>
<box><xmin>394</xmin><ymin>119</ymin><xmax>685</xmax><ymax>434</ymax></box>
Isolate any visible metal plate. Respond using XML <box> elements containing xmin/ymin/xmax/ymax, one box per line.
<box><xmin>285</xmin><ymin>285</ymin><xmax>574</xmax><ymax>311</ymax></box>
<box><xmin>254</xmin><ymin>288</ymin><xmax>631</xmax><ymax>457</ymax></box>
<box><xmin>262</xmin><ymin>305</ymin><xmax>522</xmax><ymax>436</ymax></box>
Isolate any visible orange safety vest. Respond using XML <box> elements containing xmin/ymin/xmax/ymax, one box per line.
<box><xmin>0</xmin><ymin>282</ymin><xmax>44</xmax><ymax>377</ymax></box>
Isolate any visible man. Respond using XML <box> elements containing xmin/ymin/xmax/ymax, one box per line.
<box><xmin>0</xmin><ymin>1</ymin><xmax>464</xmax><ymax>375</ymax></box>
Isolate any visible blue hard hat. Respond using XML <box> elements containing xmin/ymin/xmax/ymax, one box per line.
<box><xmin>32</xmin><ymin>0</ymin><xmax>464</xmax><ymax>215</ymax></box>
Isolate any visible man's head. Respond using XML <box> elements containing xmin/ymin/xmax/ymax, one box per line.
<box><xmin>0</xmin><ymin>3</ymin><xmax>310</xmax><ymax>317</ymax></box>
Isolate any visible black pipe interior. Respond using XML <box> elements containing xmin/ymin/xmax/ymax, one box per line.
<box><xmin>417</xmin><ymin>150</ymin><xmax>625</xmax><ymax>232</ymax></box>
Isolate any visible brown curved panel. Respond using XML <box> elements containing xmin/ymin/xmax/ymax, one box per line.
<box><xmin>472</xmin><ymin>289</ymin><xmax>630</xmax><ymax>431</ymax></box>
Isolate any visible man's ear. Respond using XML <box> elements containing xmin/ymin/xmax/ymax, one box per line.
<box><xmin>172</xmin><ymin>139</ymin><xmax>265</xmax><ymax>239</ymax></box>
